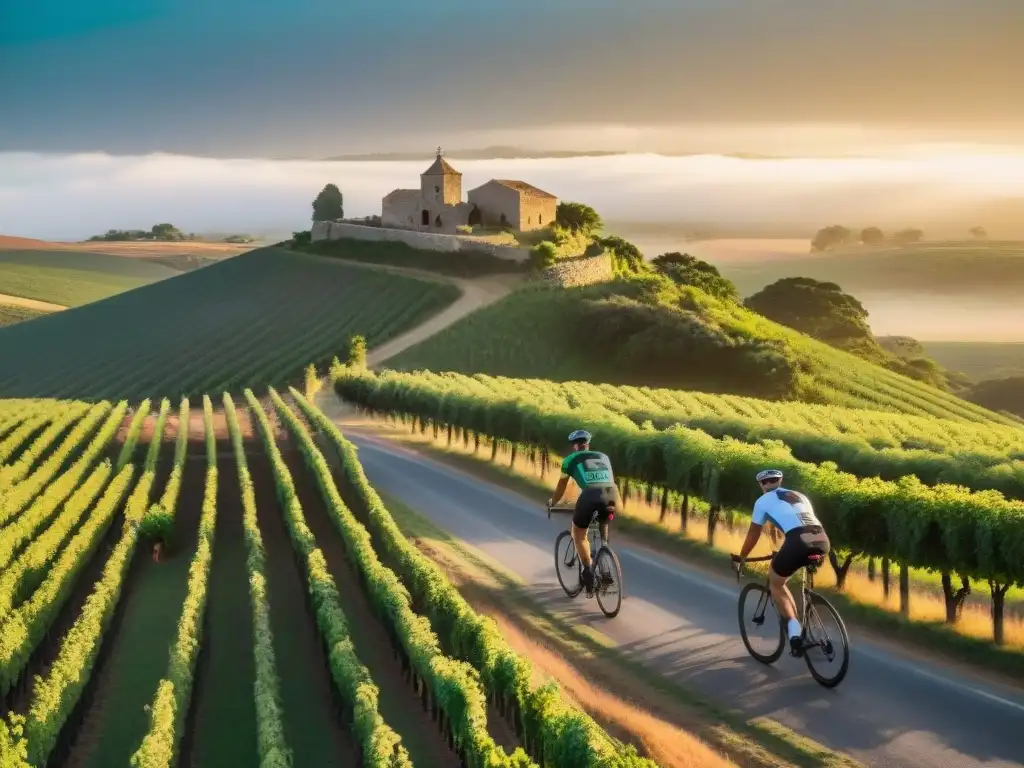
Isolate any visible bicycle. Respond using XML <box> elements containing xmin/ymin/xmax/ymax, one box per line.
<box><xmin>731</xmin><ymin>551</ymin><xmax>850</xmax><ymax>688</ymax></box>
<box><xmin>548</xmin><ymin>504</ymin><xmax>623</xmax><ymax>618</ymax></box>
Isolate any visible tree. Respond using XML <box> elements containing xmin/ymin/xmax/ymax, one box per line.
<box><xmin>650</xmin><ymin>252</ymin><xmax>738</xmax><ymax>301</ymax></box>
<box><xmin>150</xmin><ymin>223</ymin><xmax>184</xmax><ymax>241</ymax></box>
<box><xmin>312</xmin><ymin>183</ymin><xmax>344</xmax><ymax>222</ymax></box>
<box><xmin>810</xmin><ymin>225</ymin><xmax>853</xmax><ymax>252</ymax></box>
<box><xmin>891</xmin><ymin>228</ymin><xmax>924</xmax><ymax>245</ymax></box>
<box><xmin>970</xmin><ymin>226</ymin><xmax>988</xmax><ymax>240</ymax></box>
<box><xmin>596</xmin><ymin>235</ymin><xmax>645</xmax><ymax>275</ymax></box>
<box><xmin>860</xmin><ymin>226</ymin><xmax>885</xmax><ymax>246</ymax></box>
<box><xmin>555</xmin><ymin>201</ymin><xmax>602</xmax><ymax>234</ymax></box>
<box><xmin>744</xmin><ymin>277</ymin><xmax>872</xmax><ymax>344</ymax></box>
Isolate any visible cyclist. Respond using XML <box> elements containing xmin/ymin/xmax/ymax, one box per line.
<box><xmin>547</xmin><ymin>429</ymin><xmax>619</xmax><ymax>594</ymax></box>
<box><xmin>735</xmin><ymin>469</ymin><xmax>830</xmax><ymax>656</ymax></box>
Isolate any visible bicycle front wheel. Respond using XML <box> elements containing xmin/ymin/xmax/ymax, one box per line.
<box><xmin>737</xmin><ymin>583</ymin><xmax>785</xmax><ymax>664</ymax></box>
<box><xmin>802</xmin><ymin>591</ymin><xmax>850</xmax><ymax>688</ymax></box>
<box><xmin>554</xmin><ymin>531</ymin><xmax>583</xmax><ymax>597</ymax></box>
<box><xmin>593</xmin><ymin>546</ymin><xmax>623</xmax><ymax>618</ymax></box>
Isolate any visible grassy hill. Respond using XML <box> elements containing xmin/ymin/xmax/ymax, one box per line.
<box><xmin>0</xmin><ymin>249</ymin><xmax>180</xmax><ymax>306</ymax></box>
<box><xmin>387</xmin><ymin>277</ymin><xmax>1017</xmax><ymax>425</ymax></box>
<box><xmin>0</xmin><ymin>247</ymin><xmax>459</xmax><ymax>400</ymax></box>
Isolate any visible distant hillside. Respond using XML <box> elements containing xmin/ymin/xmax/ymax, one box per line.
<box><xmin>719</xmin><ymin>240</ymin><xmax>1024</xmax><ymax>299</ymax></box>
<box><xmin>0</xmin><ymin>247</ymin><xmax>459</xmax><ymax>400</ymax></box>
<box><xmin>387</xmin><ymin>277</ymin><xmax>1016</xmax><ymax>425</ymax></box>
<box><xmin>924</xmin><ymin>342</ymin><xmax>1024</xmax><ymax>380</ymax></box>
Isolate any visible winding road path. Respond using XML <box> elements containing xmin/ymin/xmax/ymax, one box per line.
<box><xmin>336</xmin><ymin>424</ymin><xmax>1024</xmax><ymax>768</ymax></box>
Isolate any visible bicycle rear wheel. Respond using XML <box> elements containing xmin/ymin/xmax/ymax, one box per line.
<box><xmin>593</xmin><ymin>546</ymin><xmax>623</xmax><ymax>617</ymax></box>
<box><xmin>737</xmin><ymin>583</ymin><xmax>785</xmax><ymax>664</ymax></box>
<box><xmin>802</xmin><ymin>591</ymin><xmax>850</xmax><ymax>688</ymax></box>
<box><xmin>554</xmin><ymin>530</ymin><xmax>583</xmax><ymax>597</ymax></box>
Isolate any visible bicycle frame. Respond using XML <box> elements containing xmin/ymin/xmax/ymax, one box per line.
<box><xmin>734</xmin><ymin>551</ymin><xmax>827</xmax><ymax>646</ymax></box>
<box><xmin>548</xmin><ymin>504</ymin><xmax>606</xmax><ymax>567</ymax></box>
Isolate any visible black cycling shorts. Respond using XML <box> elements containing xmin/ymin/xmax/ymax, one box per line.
<box><xmin>572</xmin><ymin>486</ymin><xmax>618</xmax><ymax>530</ymax></box>
<box><xmin>772</xmin><ymin>525</ymin><xmax>830</xmax><ymax>578</ymax></box>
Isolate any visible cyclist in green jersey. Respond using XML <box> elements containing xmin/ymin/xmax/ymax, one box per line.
<box><xmin>548</xmin><ymin>429</ymin><xmax>620</xmax><ymax>593</ymax></box>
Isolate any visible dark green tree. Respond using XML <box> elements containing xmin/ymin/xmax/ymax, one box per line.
<box><xmin>969</xmin><ymin>226</ymin><xmax>988</xmax><ymax>240</ymax></box>
<box><xmin>151</xmin><ymin>223</ymin><xmax>184</xmax><ymax>240</ymax></box>
<box><xmin>312</xmin><ymin>183</ymin><xmax>344</xmax><ymax>221</ymax></box>
<box><xmin>745</xmin><ymin>277</ymin><xmax>872</xmax><ymax>344</ymax></box>
<box><xmin>650</xmin><ymin>252</ymin><xmax>738</xmax><ymax>301</ymax></box>
<box><xmin>555</xmin><ymin>201</ymin><xmax>603</xmax><ymax>234</ymax></box>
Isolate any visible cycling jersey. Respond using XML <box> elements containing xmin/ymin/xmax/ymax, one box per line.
<box><xmin>751</xmin><ymin>487</ymin><xmax>822</xmax><ymax>533</ymax></box>
<box><xmin>561</xmin><ymin>450</ymin><xmax>616</xmax><ymax>490</ymax></box>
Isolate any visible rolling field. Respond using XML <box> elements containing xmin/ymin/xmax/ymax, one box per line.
<box><xmin>0</xmin><ymin>393</ymin><xmax>656</xmax><ymax>767</ymax></box>
<box><xmin>714</xmin><ymin>240</ymin><xmax>1024</xmax><ymax>298</ymax></box>
<box><xmin>0</xmin><ymin>248</ymin><xmax>461</xmax><ymax>401</ymax></box>
<box><xmin>0</xmin><ymin>250</ymin><xmax>178</xmax><ymax>308</ymax></box>
<box><xmin>0</xmin><ymin>238</ymin><xmax>256</xmax><ymax>309</ymax></box>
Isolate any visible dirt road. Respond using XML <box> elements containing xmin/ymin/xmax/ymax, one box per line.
<box><xmin>318</xmin><ymin>258</ymin><xmax>522</xmax><ymax>368</ymax></box>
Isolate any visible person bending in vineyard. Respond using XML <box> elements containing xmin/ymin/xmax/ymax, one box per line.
<box><xmin>735</xmin><ymin>469</ymin><xmax>831</xmax><ymax>656</ymax></box>
<box><xmin>548</xmin><ymin>429</ymin><xmax>620</xmax><ymax>594</ymax></box>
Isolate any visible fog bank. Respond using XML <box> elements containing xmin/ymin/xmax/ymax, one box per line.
<box><xmin>2</xmin><ymin>149</ymin><xmax>1022</xmax><ymax>241</ymax></box>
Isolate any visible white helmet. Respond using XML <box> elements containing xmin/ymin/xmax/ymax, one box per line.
<box><xmin>756</xmin><ymin>469</ymin><xmax>783</xmax><ymax>483</ymax></box>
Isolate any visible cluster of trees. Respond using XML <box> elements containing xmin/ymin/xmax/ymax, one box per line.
<box><xmin>811</xmin><ymin>224</ymin><xmax>991</xmax><ymax>252</ymax></box>
<box><xmin>88</xmin><ymin>223</ymin><xmax>194</xmax><ymax>242</ymax></box>
<box><xmin>810</xmin><ymin>224</ymin><xmax>926</xmax><ymax>252</ymax></box>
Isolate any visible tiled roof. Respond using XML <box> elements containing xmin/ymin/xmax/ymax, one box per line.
<box><xmin>491</xmin><ymin>179</ymin><xmax>556</xmax><ymax>199</ymax></box>
<box><xmin>382</xmin><ymin>188</ymin><xmax>421</xmax><ymax>200</ymax></box>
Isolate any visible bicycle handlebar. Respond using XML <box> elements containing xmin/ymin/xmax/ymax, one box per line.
<box><xmin>731</xmin><ymin>553</ymin><xmax>774</xmax><ymax>563</ymax></box>
<box><xmin>730</xmin><ymin>552</ymin><xmax>776</xmax><ymax>582</ymax></box>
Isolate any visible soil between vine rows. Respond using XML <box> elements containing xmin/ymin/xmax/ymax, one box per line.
<box><xmin>283</xmin><ymin>448</ymin><xmax>462</xmax><ymax>767</ymax></box>
<box><xmin>248</xmin><ymin>444</ymin><xmax>358</xmax><ymax>767</ymax></box>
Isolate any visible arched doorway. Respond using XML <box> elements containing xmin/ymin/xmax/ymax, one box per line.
<box><xmin>434</xmin><ymin>215</ymin><xmax>443</xmax><ymax>228</ymax></box>
<box><xmin>421</xmin><ymin>209</ymin><xmax>430</xmax><ymax>226</ymax></box>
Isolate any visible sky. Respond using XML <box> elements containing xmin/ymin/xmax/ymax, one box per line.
<box><xmin>2</xmin><ymin>0</ymin><xmax>1022</xmax><ymax>157</ymax></box>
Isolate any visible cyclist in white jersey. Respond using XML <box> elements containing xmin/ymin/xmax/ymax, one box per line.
<box><xmin>736</xmin><ymin>469</ymin><xmax>831</xmax><ymax>655</ymax></box>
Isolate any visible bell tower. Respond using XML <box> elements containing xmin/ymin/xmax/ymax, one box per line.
<box><xmin>420</xmin><ymin>147</ymin><xmax>462</xmax><ymax>205</ymax></box>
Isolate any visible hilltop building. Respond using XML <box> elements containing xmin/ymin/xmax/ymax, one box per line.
<box><xmin>381</xmin><ymin>148</ymin><xmax>557</xmax><ymax>234</ymax></box>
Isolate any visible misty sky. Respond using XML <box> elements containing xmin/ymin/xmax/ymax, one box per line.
<box><xmin>2</xmin><ymin>0</ymin><xmax>1022</xmax><ymax>157</ymax></box>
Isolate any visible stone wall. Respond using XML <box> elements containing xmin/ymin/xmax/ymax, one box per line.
<box><xmin>536</xmin><ymin>252</ymin><xmax>614</xmax><ymax>287</ymax></box>
<box><xmin>312</xmin><ymin>221</ymin><xmax>531</xmax><ymax>263</ymax></box>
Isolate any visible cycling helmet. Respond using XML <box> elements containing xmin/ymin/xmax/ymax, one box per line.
<box><xmin>568</xmin><ymin>429</ymin><xmax>592</xmax><ymax>443</ymax></box>
<box><xmin>756</xmin><ymin>469</ymin><xmax>783</xmax><ymax>483</ymax></box>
